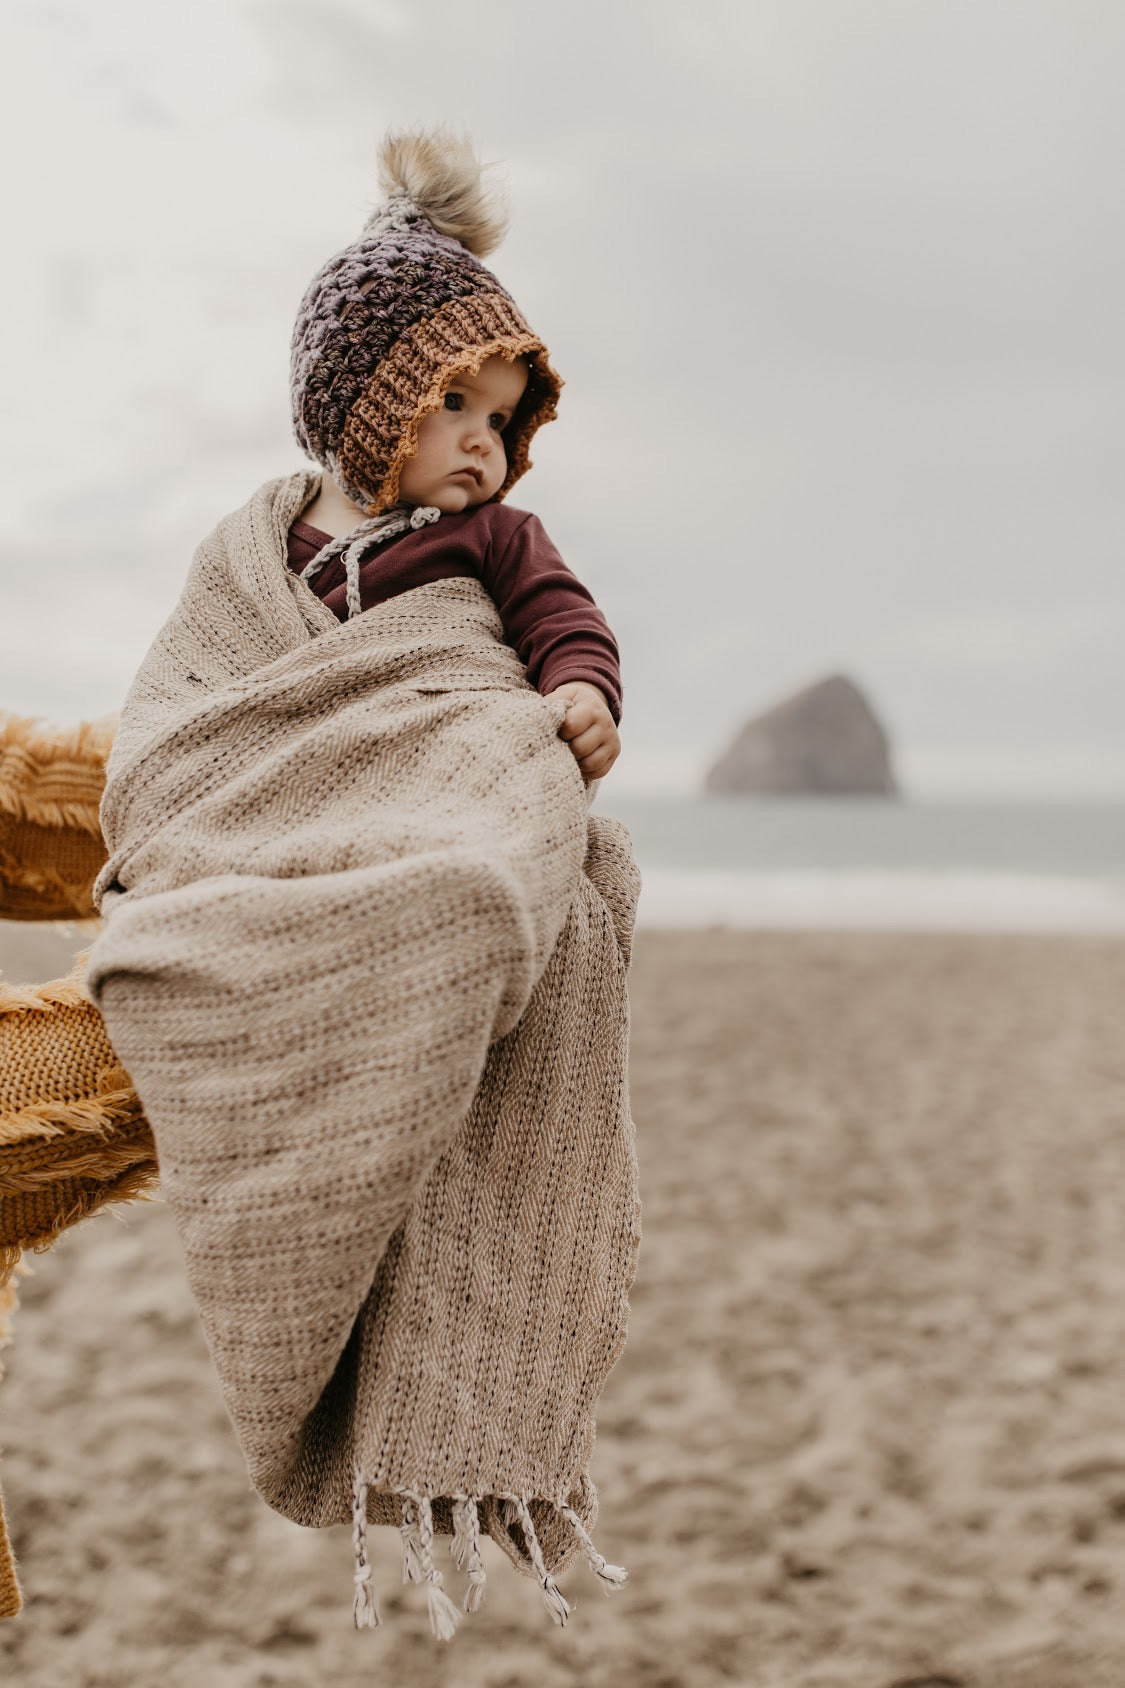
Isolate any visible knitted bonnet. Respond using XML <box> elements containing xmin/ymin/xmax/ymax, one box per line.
<box><xmin>289</xmin><ymin>130</ymin><xmax>562</xmax><ymax>517</ymax></box>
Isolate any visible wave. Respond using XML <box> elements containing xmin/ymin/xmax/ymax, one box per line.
<box><xmin>635</xmin><ymin>870</ymin><xmax>1125</xmax><ymax>934</ymax></box>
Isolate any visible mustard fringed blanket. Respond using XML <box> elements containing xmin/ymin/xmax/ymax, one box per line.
<box><xmin>81</xmin><ymin>468</ymin><xmax>641</xmax><ymax>1637</ymax></box>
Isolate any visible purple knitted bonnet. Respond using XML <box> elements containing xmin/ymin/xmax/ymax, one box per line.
<box><xmin>289</xmin><ymin>131</ymin><xmax>563</xmax><ymax>517</ymax></box>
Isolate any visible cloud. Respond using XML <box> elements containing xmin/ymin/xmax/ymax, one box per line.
<box><xmin>2</xmin><ymin>0</ymin><xmax>1122</xmax><ymax>796</ymax></box>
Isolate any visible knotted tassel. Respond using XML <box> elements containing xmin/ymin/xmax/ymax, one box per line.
<box><xmin>408</xmin><ymin>504</ymin><xmax>442</xmax><ymax>531</ymax></box>
<box><xmin>401</xmin><ymin>1491</ymin><xmax>461</xmax><ymax>1641</ymax></box>
<box><xmin>558</xmin><ymin>1501</ymin><xmax>629</xmax><ymax>1592</ymax></box>
<box><xmin>451</xmin><ymin>1496</ymin><xmax>487</xmax><ymax>1613</ymax></box>
<box><xmin>399</xmin><ymin>1493</ymin><xmax>425</xmax><ymax>1584</ymax></box>
<box><xmin>351</xmin><ymin>1471</ymin><xmax>380</xmax><ymax>1630</ymax></box>
<box><xmin>505</xmin><ymin>1496</ymin><xmax>570</xmax><ymax>1626</ymax></box>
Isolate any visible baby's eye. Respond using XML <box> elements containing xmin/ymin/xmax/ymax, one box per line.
<box><xmin>488</xmin><ymin>413</ymin><xmax>507</xmax><ymax>431</ymax></box>
<box><xmin>443</xmin><ymin>392</ymin><xmax>463</xmax><ymax>412</ymax></box>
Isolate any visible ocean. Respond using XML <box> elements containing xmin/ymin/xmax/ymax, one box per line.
<box><xmin>590</xmin><ymin>794</ymin><xmax>1125</xmax><ymax>933</ymax></box>
<box><xmin>2</xmin><ymin>797</ymin><xmax>1122</xmax><ymax>992</ymax></box>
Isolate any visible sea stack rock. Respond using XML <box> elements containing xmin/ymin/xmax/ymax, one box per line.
<box><xmin>705</xmin><ymin>674</ymin><xmax>899</xmax><ymax>797</ymax></box>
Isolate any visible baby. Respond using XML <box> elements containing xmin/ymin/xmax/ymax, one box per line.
<box><xmin>286</xmin><ymin>130</ymin><xmax>622</xmax><ymax>785</ymax></box>
<box><xmin>81</xmin><ymin>126</ymin><xmax>640</xmax><ymax>1639</ymax></box>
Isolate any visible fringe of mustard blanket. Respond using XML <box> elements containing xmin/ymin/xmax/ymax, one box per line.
<box><xmin>0</xmin><ymin>713</ymin><xmax>115</xmax><ymax>920</ymax></box>
<box><xmin>0</xmin><ymin>950</ymin><xmax>157</xmax><ymax>1275</ymax></box>
<box><xmin>0</xmin><ymin>950</ymin><xmax>158</xmax><ymax>1621</ymax></box>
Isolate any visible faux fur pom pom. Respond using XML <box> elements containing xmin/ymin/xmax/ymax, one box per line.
<box><xmin>377</xmin><ymin>129</ymin><xmax>509</xmax><ymax>258</ymax></box>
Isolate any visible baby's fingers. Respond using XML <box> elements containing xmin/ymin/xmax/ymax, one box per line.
<box><xmin>565</xmin><ymin>723</ymin><xmax>608</xmax><ymax>760</ymax></box>
<box><xmin>566</xmin><ymin>723</ymin><xmax>620</xmax><ymax>778</ymax></box>
<box><xmin>558</xmin><ymin>702</ymin><xmax>598</xmax><ymax>741</ymax></box>
<box><xmin>577</xmin><ymin>742</ymin><xmax>619</xmax><ymax>781</ymax></box>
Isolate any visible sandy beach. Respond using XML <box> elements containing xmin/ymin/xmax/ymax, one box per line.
<box><xmin>2</xmin><ymin>925</ymin><xmax>1125</xmax><ymax>1687</ymax></box>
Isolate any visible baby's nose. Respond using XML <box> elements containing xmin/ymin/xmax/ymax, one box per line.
<box><xmin>461</xmin><ymin>414</ymin><xmax>493</xmax><ymax>448</ymax></box>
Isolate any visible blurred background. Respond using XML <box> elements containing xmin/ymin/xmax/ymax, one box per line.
<box><xmin>2</xmin><ymin>0</ymin><xmax>1123</xmax><ymax>940</ymax></box>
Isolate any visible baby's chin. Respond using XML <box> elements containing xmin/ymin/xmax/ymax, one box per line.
<box><xmin>418</xmin><ymin>486</ymin><xmax>493</xmax><ymax>515</ymax></box>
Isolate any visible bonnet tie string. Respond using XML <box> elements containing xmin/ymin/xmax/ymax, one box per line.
<box><xmin>300</xmin><ymin>503</ymin><xmax>441</xmax><ymax>619</ymax></box>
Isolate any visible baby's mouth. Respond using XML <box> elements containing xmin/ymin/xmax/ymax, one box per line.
<box><xmin>451</xmin><ymin>466</ymin><xmax>483</xmax><ymax>485</ymax></box>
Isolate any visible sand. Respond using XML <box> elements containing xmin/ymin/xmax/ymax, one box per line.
<box><xmin>2</xmin><ymin>925</ymin><xmax>1125</xmax><ymax>1687</ymax></box>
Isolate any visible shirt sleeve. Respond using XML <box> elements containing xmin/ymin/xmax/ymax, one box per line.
<box><xmin>481</xmin><ymin>513</ymin><xmax>623</xmax><ymax>724</ymax></box>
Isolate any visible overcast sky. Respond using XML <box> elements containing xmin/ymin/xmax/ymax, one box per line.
<box><xmin>1</xmin><ymin>0</ymin><xmax>1122</xmax><ymax>797</ymax></box>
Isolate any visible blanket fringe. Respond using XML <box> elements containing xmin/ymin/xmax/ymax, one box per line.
<box><xmin>451</xmin><ymin>1495</ymin><xmax>487</xmax><ymax>1612</ymax></box>
<box><xmin>503</xmin><ymin>1495</ymin><xmax>570</xmax><ymax>1627</ymax></box>
<box><xmin>351</xmin><ymin>1470</ymin><xmax>380</xmax><ymax>1630</ymax></box>
<box><xmin>0</xmin><ymin>1072</ymin><xmax>138</xmax><ymax>1149</ymax></box>
<box><xmin>400</xmin><ymin>1491</ymin><xmax>461</xmax><ymax>1641</ymax></box>
<box><xmin>398</xmin><ymin>1492</ymin><xmax>425</xmax><ymax>1584</ymax></box>
<box><xmin>348</xmin><ymin>1485</ymin><xmax>628</xmax><ymax>1637</ymax></box>
<box><xmin>558</xmin><ymin>1500</ymin><xmax>629</xmax><ymax>1592</ymax></box>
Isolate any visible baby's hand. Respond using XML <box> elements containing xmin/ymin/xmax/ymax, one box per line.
<box><xmin>546</xmin><ymin>681</ymin><xmax>621</xmax><ymax>782</ymax></box>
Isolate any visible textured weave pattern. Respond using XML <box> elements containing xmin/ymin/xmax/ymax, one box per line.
<box><xmin>289</xmin><ymin>199</ymin><xmax>561</xmax><ymax>515</ymax></box>
<box><xmin>82</xmin><ymin>468</ymin><xmax>641</xmax><ymax>1635</ymax></box>
<box><xmin>0</xmin><ymin>714</ymin><xmax>113</xmax><ymax>919</ymax></box>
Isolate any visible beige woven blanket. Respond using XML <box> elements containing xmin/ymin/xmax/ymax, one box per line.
<box><xmin>82</xmin><ymin>469</ymin><xmax>640</xmax><ymax>1637</ymax></box>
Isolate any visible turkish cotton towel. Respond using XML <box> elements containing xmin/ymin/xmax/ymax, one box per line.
<box><xmin>83</xmin><ymin>469</ymin><xmax>641</xmax><ymax>1636</ymax></box>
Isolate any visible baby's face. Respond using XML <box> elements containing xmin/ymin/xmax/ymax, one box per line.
<box><xmin>397</xmin><ymin>354</ymin><xmax>529</xmax><ymax>513</ymax></box>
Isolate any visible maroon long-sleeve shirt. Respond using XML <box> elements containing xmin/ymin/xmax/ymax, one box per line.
<box><xmin>285</xmin><ymin>502</ymin><xmax>622</xmax><ymax>724</ymax></box>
